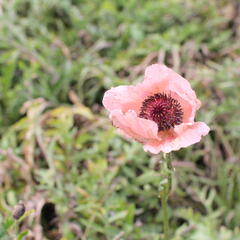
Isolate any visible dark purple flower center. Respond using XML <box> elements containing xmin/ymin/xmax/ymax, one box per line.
<box><xmin>139</xmin><ymin>93</ymin><xmax>183</xmax><ymax>131</ymax></box>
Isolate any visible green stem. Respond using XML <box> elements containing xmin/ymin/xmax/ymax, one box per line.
<box><xmin>161</xmin><ymin>153</ymin><xmax>173</xmax><ymax>240</ymax></box>
<box><xmin>161</xmin><ymin>192</ymin><xmax>169</xmax><ymax>240</ymax></box>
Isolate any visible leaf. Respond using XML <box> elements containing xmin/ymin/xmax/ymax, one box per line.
<box><xmin>3</xmin><ymin>218</ymin><xmax>14</xmax><ymax>230</ymax></box>
<box><xmin>17</xmin><ymin>231</ymin><xmax>28</xmax><ymax>240</ymax></box>
<box><xmin>108</xmin><ymin>211</ymin><xmax>128</xmax><ymax>223</ymax></box>
<box><xmin>136</xmin><ymin>171</ymin><xmax>161</xmax><ymax>184</ymax></box>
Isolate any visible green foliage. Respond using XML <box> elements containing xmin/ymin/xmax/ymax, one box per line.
<box><xmin>0</xmin><ymin>0</ymin><xmax>240</xmax><ymax>239</ymax></box>
<box><xmin>0</xmin><ymin>210</ymin><xmax>33</xmax><ymax>239</ymax></box>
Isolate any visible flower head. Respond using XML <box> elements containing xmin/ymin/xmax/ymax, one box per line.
<box><xmin>103</xmin><ymin>64</ymin><xmax>210</xmax><ymax>154</ymax></box>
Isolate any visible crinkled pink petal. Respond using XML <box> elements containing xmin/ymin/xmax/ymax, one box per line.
<box><xmin>103</xmin><ymin>85</ymin><xmax>145</xmax><ymax>114</ymax></box>
<box><xmin>110</xmin><ymin>109</ymin><xmax>160</xmax><ymax>143</ymax></box>
<box><xmin>143</xmin><ymin>64</ymin><xmax>201</xmax><ymax>122</ymax></box>
<box><xmin>143</xmin><ymin>122</ymin><xmax>210</xmax><ymax>154</ymax></box>
<box><xmin>143</xmin><ymin>64</ymin><xmax>171</xmax><ymax>93</ymax></box>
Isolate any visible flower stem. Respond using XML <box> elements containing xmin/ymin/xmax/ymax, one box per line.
<box><xmin>160</xmin><ymin>153</ymin><xmax>173</xmax><ymax>240</ymax></box>
<box><xmin>161</xmin><ymin>192</ymin><xmax>169</xmax><ymax>240</ymax></box>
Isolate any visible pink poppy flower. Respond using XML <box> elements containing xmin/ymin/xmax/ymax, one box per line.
<box><xmin>103</xmin><ymin>64</ymin><xmax>210</xmax><ymax>154</ymax></box>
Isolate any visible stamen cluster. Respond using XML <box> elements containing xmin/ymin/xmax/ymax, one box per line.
<box><xmin>139</xmin><ymin>93</ymin><xmax>183</xmax><ymax>131</ymax></box>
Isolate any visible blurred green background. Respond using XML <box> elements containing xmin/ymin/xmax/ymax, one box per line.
<box><xmin>0</xmin><ymin>0</ymin><xmax>240</xmax><ymax>239</ymax></box>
